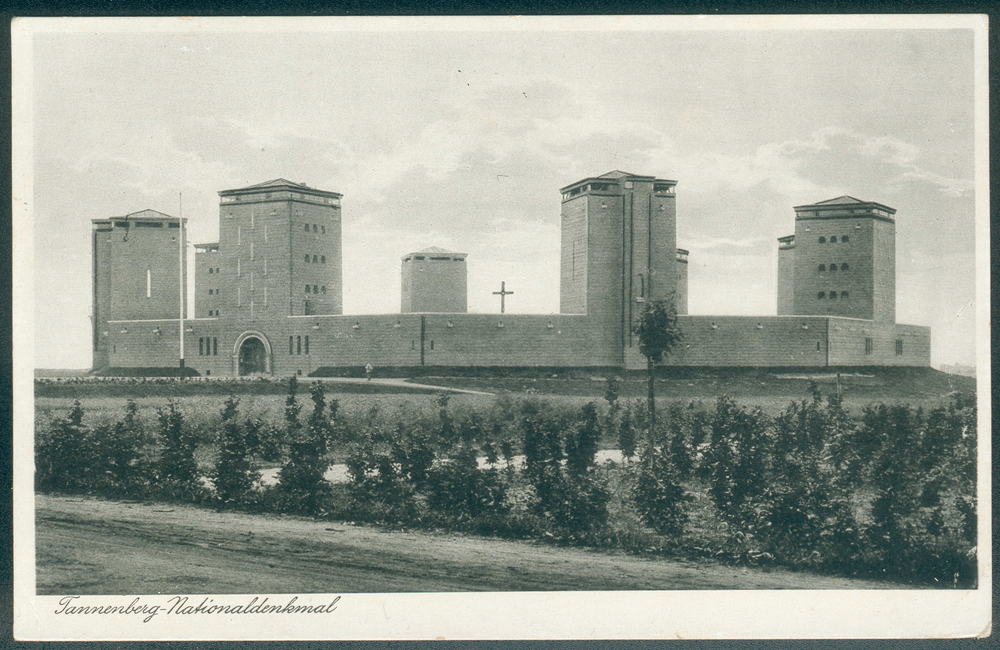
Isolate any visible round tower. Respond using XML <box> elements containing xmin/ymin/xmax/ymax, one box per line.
<box><xmin>400</xmin><ymin>247</ymin><xmax>468</xmax><ymax>313</ymax></box>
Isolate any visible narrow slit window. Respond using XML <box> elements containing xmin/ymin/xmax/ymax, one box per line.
<box><xmin>321</xmin><ymin>225</ymin><xmax>326</xmax><ymax>234</ymax></box>
<box><xmin>213</xmin><ymin>337</ymin><xmax>217</xmax><ymax>356</ymax></box>
<box><xmin>199</xmin><ymin>338</ymin><xmax>204</xmax><ymax>355</ymax></box>
<box><xmin>305</xmin><ymin>254</ymin><xmax>310</xmax><ymax>263</ymax></box>
<box><xmin>312</xmin><ymin>224</ymin><xmax>318</xmax><ymax>233</ymax></box>
<box><xmin>321</xmin><ymin>255</ymin><xmax>326</xmax><ymax>264</ymax></box>
<box><xmin>865</xmin><ymin>337</ymin><xmax>873</xmax><ymax>355</ymax></box>
<box><xmin>289</xmin><ymin>336</ymin><xmax>294</xmax><ymax>354</ymax></box>
<box><xmin>297</xmin><ymin>336</ymin><xmax>302</xmax><ymax>355</ymax></box>
<box><xmin>313</xmin><ymin>255</ymin><xmax>318</xmax><ymax>263</ymax></box>
<box><xmin>305</xmin><ymin>285</ymin><xmax>311</xmax><ymax>293</ymax></box>
<box><xmin>896</xmin><ymin>339</ymin><xmax>903</xmax><ymax>355</ymax></box>
<box><xmin>305</xmin><ymin>223</ymin><xmax>310</xmax><ymax>232</ymax></box>
<box><xmin>313</xmin><ymin>285</ymin><xmax>318</xmax><ymax>294</ymax></box>
<box><xmin>305</xmin><ymin>335</ymin><xmax>310</xmax><ymax>355</ymax></box>
<box><xmin>321</xmin><ymin>286</ymin><xmax>326</xmax><ymax>294</ymax></box>
<box><xmin>430</xmin><ymin>340</ymin><xmax>435</xmax><ymax>350</ymax></box>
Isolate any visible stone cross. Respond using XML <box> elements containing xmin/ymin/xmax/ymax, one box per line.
<box><xmin>493</xmin><ymin>281</ymin><xmax>513</xmax><ymax>314</ymax></box>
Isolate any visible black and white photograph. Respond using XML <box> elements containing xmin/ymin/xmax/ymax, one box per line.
<box><xmin>12</xmin><ymin>15</ymin><xmax>990</xmax><ymax>640</ymax></box>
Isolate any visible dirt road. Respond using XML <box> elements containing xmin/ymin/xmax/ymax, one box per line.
<box><xmin>36</xmin><ymin>494</ymin><xmax>895</xmax><ymax>594</ymax></box>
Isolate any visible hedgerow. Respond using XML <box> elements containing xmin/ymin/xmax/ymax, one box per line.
<box><xmin>35</xmin><ymin>381</ymin><xmax>977</xmax><ymax>587</ymax></box>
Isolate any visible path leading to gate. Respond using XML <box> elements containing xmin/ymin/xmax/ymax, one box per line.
<box><xmin>35</xmin><ymin>493</ymin><xmax>897</xmax><ymax>594</ymax></box>
<box><xmin>310</xmin><ymin>377</ymin><xmax>494</xmax><ymax>396</ymax></box>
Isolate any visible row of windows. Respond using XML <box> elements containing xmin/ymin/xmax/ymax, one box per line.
<box><xmin>305</xmin><ymin>285</ymin><xmax>328</xmax><ymax>294</ymax></box>
<box><xmin>289</xmin><ymin>335</ymin><xmax>310</xmax><ymax>355</ymax></box>
<box><xmin>206</xmin><ymin>309</ymin><xmax>220</xmax><ymax>316</ymax></box>
<box><xmin>863</xmin><ymin>338</ymin><xmax>903</xmax><ymax>355</ymax></box>
<box><xmin>817</xmin><ymin>235</ymin><xmax>849</xmax><ymax>244</ymax></box>
<box><xmin>817</xmin><ymin>291</ymin><xmax>849</xmax><ymax>300</ymax></box>
<box><xmin>198</xmin><ymin>337</ymin><xmax>218</xmax><ymax>355</ymax></box>
<box><xmin>304</xmin><ymin>254</ymin><xmax>327</xmax><ymax>264</ymax></box>
<box><xmin>207</xmin><ymin>267</ymin><xmax>221</xmax><ymax>274</ymax></box>
<box><xmin>208</xmin><ymin>288</ymin><xmax>219</xmax><ymax>295</ymax></box>
<box><xmin>304</xmin><ymin>223</ymin><xmax>327</xmax><ymax>234</ymax></box>
<box><xmin>818</xmin><ymin>263</ymin><xmax>849</xmax><ymax>272</ymax></box>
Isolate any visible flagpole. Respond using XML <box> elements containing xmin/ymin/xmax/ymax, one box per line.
<box><xmin>179</xmin><ymin>192</ymin><xmax>185</xmax><ymax>377</ymax></box>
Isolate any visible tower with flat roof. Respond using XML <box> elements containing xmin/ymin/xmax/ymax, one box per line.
<box><xmin>780</xmin><ymin>195</ymin><xmax>896</xmax><ymax>322</ymax></box>
<box><xmin>209</xmin><ymin>179</ymin><xmax>343</xmax><ymax>320</ymax></box>
<box><xmin>400</xmin><ymin>246</ymin><xmax>468</xmax><ymax>313</ymax></box>
<box><xmin>91</xmin><ymin>210</ymin><xmax>188</xmax><ymax>369</ymax></box>
<box><xmin>559</xmin><ymin>170</ymin><xmax>678</xmax><ymax>361</ymax></box>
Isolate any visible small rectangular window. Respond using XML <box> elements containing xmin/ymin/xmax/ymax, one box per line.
<box><xmin>896</xmin><ymin>339</ymin><xmax>903</xmax><ymax>355</ymax></box>
<box><xmin>297</xmin><ymin>335</ymin><xmax>302</xmax><ymax>355</ymax></box>
<box><xmin>305</xmin><ymin>335</ymin><xmax>310</xmax><ymax>355</ymax></box>
<box><xmin>321</xmin><ymin>225</ymin><xmax>326</xmax><ymax>234</ymax></box>
<box><xmin>305</xmin><ymin>285</ymin><xmax>311</xmax><ymax>293</ymax></box>
<box><xmin>199</xmin><ymin>338</ymin><xmax>204</xmax><ymax>355</ymax></box>
<box><xmin>289</xmin><ymin>336</ymin><xmax>294</xmax><ymax>355</ymax></box>
<box><xmin>865</xmin><ymin>338</ymin><xmax>873</xmax><ymax>355</ymax></box>
<box><xmin>312</xmin><ymin>224</ymin><xmax>318</xmax><ymax>233</ymax></box>
<box><xmin>304</xmin><ymin>224</ymin><xmax>310</xmax><ymax>232</ymax></box>
<box><xmin>430</xmin><ymin>340</ymin><xmax>434</xmax><ymax>350</ymax></box>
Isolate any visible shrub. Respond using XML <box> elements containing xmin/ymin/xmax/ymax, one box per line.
<box><xmin>632</xmin><ymin>446</ymin><xmax>689</xmax><ymax>537</ymax></box>
<box><xmin>212</xmin><ymin>396</ymin><xmax>260</xmax><ymax>506</ymax></box>
<box><xmin>156</xmin><ymin>400</ymin><xmax>203</xmax><ymax>499</ymax></box>
<box><xmin>279</xmin><ymin>381</ymin><xmax>336</xmax><ymax>513</ymax></box>
<box><xmin>36</xmin><ymin>400</ymin><xmax>91</xmax><ymax>492</ymax></box>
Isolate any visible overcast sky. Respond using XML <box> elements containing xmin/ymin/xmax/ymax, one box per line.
<box><xmin>25</xmin><ymin>19</ymin><xmax>980</xmax><ymax>369</ymax></box>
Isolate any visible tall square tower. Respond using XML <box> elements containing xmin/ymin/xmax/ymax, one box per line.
<box><xmin>559</xmin><ymin>171</ymin><xmax>678</xmax><ymax>354</ymax></box>
<box><xmin>789</xmin><ymin>196</ymin><xmax>896</xmax><ymax>322</ymax></box>
<box><xmin>209</xmin><ymin>179</ymin><xmax>343</xmax><ymax>321</ymax></box>
<box><xmin>92</xmin><ymin>210</ymin><xmax>187</xmax><ymax>369</ymax></box>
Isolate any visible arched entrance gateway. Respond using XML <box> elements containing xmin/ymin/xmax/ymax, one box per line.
<box><xmin>233</xmin><ymin>331</ymin><xmax>272</xmax><ymax>376</ymax></box>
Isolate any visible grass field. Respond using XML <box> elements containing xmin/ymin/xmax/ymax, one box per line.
<box><xmin>36</xmin><ymin>493</ymin><xmax>902</xmax><ymax>594</ymax></box>
<box><xmin>35</xmin><ymin>367</ymin><xmax>974</xmax><ymax>430</ymax></box>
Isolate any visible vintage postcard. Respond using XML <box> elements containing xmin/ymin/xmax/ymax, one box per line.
<box><xmin>12</xmin><ymin>15</ymin><xmax>991</xmax><ymax>640</ymax></box>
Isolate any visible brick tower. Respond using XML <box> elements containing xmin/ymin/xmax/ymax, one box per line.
<box><xmin>91</xmin><ymin>210</ymin><xmax>187</xmax><ymax>369</ymax></box>
<box><xmin>400</xmin><ymin>247</ymin><xmax>468</xmax><ymax>313</ymax></box>
<box><xmin>777</xmin><ymin>196</ymin><xmax>896</xmax><ymax>322</ymax></box>
<box><xmin>559</xmin><ymin>171</ymin><xmax>678</xmax><ymax>365</ymax></box>
<box><xmin>205</xmin><ymin>179</ymin><xmax>343</xmax><ymax>321</ymax></box>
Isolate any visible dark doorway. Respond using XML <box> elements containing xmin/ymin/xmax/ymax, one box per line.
<box><xmin>238</xmin><ymin>337</ymin><xmax>267</xmax><ymax>375</ymax></box>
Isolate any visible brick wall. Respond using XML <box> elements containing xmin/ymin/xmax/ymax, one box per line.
<box><xmin>664</xmin><ymin>316</ymin><xmax>831</xmax><ymax>367</ymax></box>
<box><xmin>827</xmin><ymin>319</ymin><xmax>929</xmax><ymax>366</ymax></box>
<box><xmin>776</xmin><ymin>237</ymin><xmax>795</xmax><ymax>315</ymax></box>
<box><xmin>872</xmin><ymin>219</ymin><xmax>896</xmax><ymax>323</ymax></box>
<box><xmin>559</xmin><ymin>194</ymin><xmax>589</xmax><ymax>314</ymax></box>
<box><xmin>793</xmin><ymin>216</ymin><xmax>876</xmax><ymax>320</ymax></box>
